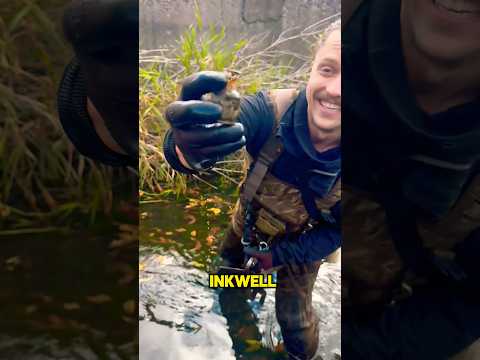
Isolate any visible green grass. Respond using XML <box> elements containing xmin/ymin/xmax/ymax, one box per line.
<box><xmin>0</xmin><ymin>1</ymin><xmax>134</xmax><ymax>231</ymax></box>
<box><xmin>139</xmin><ymin>9</ymin><xmax>333</xmax><ymax>197</ymax></box>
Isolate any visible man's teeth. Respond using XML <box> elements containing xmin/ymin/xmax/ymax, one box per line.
<box><xmin>434</xmin><ymin>0</ymin><xmax>480</xmax><ymax>13</ymax></box>
<box><xmin>320</xmin><ymin>100</ymin><xmax>341</xmax><ymax>110</ymax></box>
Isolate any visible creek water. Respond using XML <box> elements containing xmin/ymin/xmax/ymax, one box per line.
<box><xmin>139</xmin><ymin>190</ymin><xmax>341</xmax><ymax>360</ymax></box>
<box><xmin>0</xmin><ymin>229</ymin><xmax>137</xmax><ymax>359</ymax></box>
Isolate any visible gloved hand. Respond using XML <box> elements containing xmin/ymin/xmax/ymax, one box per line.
<box><xmin>62</xmin><ymin>0</ymin><xmax>138</xmax><ymax>159</ymax></box>
<box><xmin>243</xmin><ymin>246</ymin><xmax>273</xmax><ymax>272</ymax></box>
<box><xmin>164</xmin><ymin>71</ymin><xmax>246</xmax><ymax>171</ymax></box>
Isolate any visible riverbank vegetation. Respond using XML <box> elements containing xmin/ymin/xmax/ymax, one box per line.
<box><xmin>139</xmin><ymin>8</ymin><xmax>334</xmax><ymax>201</ymax></box>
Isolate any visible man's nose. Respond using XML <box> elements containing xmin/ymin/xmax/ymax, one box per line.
<box><xmin>326</xmin><ymin>75</ymin><xmax>341</xmax><ymax>98</ymax></box>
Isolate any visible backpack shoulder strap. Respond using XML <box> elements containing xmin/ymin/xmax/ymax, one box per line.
<box><xmin>241</xmin><ymin>89</ymin><xmax>298</xmax><ymax>203</ymax></box>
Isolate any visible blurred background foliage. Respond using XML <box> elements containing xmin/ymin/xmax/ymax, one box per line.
<box><xmin>0</xmin><ymin>1</ymin><xmax>135</xmax><ymax>233</ymax></box>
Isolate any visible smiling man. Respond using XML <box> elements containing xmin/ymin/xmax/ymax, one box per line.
<box><xmin>342</xmin><ymin>0</ymin><xmax>480</xmax><ymax>359</ymax></box>
<box><xmin>163</xmin><ymin>21</ymin><xmax>341</xmax><ymax>360</ymax></box>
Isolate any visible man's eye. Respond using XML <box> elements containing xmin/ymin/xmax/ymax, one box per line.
<box><xmin>319</xmin><ymin>66</ymin><xmax>334</xmax><ymax>76</ymax></box>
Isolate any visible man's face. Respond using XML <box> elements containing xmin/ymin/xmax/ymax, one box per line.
<box><xmin>306</xmin><ymin>30</ymin><xmax>341</xmax><ymax>142</ymax></box>
<box><xmin>402</xmin><ymin>0</ymin><xmax>480</xmax><ymax>64</ymax></box>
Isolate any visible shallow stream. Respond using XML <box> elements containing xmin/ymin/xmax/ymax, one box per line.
<box><xmin>139</xmin><ymin>190</ymin><xmax>340</xmax><ymax>360</ymax></box>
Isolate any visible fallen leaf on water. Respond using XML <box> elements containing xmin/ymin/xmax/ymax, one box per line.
<box><xmin>185</xmin><ymin>198</ymin><xmax>200</xmax><ymax>209</ymax></box>
<box><xmin>85</xmin><ymin>294</ymin><xmax>112</xmax><ymax>304</ymax></box>
<box><xmin>207</xmin><ymin>207</ymin><xmax>222</xmax><ymax>216</ymax></box>
<box><xmin>37</xmin><ymin>295</ymin><xmax>53</xmax><ymax>304</ymax></box>
<box><xmin>63</xmin><ymin>302</ymin><xmax>80</xmax><ymax>311</ymax></box>
<box><xmin>122</xmin><ymin>316</ymin><xmax>135</xmax><ymax>324</ymax></box>
<box><xmin>69</xmin><ymin>320</ymin><xmax>88</xmax><ymax>331</ymax></box>
<box><xmin>5</xmin><ymin>256</ymin><xmax>21</xmax><ymax>265</ymax></box>
<box><xmin>110</xmin><ymin>236</ymin><xmax>136</xmax><ymax>248</ymax></box>
<box><xmin>184</xmin><ymin>214</ymin><xmax>196</xmax><ymax>225</ymax></box>
<box><xmin>25</xmin><ymin>305</ymin><xmax>37</xmax><ymax>314</ymax></box>
<box><xmin>192</xmin><ymin>240</ymin><xmax>202</xmax><ymax>252</ymax></box>
<box><xmin>139</xmin><ymin>276</ymin><xmax>153</xmax><ymax>283</ymax></box>
<box><xmin>156</xmin><ymin>237</ymin><xmax>171</xmax><ymax>244</ymax></box>
<box><xmin>48</xmin><ymin>315</ymin><xmax>66</xmax><ymax>329</ymax></box>
<box><xmin>210</xmin><ymin>226</ymin><xmax>221</xmax><ymax>235</ymax></box>
<box><xmin>189</xmin><ymin>261</ymin><xmax>205</xmax><ymax>269</ymax></box>
<box><xmin>244</xmin><ymin>339</ymin><xmax>262</xmax><ymax>353</ymax></box>
<box><xmin>123</xmin><ymin>300</ymin><xmax>136</xmax><ymax>315</ymax></box>
<box><xmin>206</xmin><ymin>235</ymin><xmax>216</xmax><ymax>246</ymax></box>
<box><xmin>5</xmin><ymin>256</ymin><xmax>22</xmax><ymax>271</ymax></box>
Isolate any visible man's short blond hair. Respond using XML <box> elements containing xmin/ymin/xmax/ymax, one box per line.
<box><xmin>314</xmin><ymin>19</ymin><xmax>341</xmax><ymax>54</ymax></box>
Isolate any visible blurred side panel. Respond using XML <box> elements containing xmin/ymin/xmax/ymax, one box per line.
<box><xmin>341</xmin><ymin>0</ymin><xmax>480</xmax><ymax>358</ymax></box>
<box><xmin>0</xmin><ymin>1</ymin><xmax>139</xmax><ymax>358</ymax></box>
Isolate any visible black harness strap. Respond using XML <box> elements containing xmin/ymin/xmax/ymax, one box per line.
<box><xmin>241</xmin><ymin>92</ymin><xmax>295</xmax><ymax>203</ymax></box>
<box><xmin>242</xmin><ymin>134</ymin><xmax>283</xmax><ymax>203</ymax></box>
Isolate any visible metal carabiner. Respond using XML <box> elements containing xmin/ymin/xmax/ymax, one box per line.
<box><xmin>258</xmin><ymin>241</ymin><xmax>269</xmax><ymax>251</ymax></box>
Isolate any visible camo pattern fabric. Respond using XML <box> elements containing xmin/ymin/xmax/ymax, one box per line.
<box><xmin>276</xmin><ymin>261</ymin><xmax>322</xmax><ymax>360</ymax></box>
<box><xmin>231</xmin><ymin>175</ymin><xmax>341</xmax><ymax>237</ymax></box>
<box><xmin>342</xmin><ymin>174</ymin><xmax>480</xmax><ymax>308</ymax></box>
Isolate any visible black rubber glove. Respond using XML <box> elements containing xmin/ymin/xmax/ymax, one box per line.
<box><xmin>61</xmin><ymin>0</ymin><xmax>138</xmax><ymax>161</ymax></box>
<box><xmin>164</xmin><ymin>71</ymin><xmax>246</xmax><ymax>172</ymax></box>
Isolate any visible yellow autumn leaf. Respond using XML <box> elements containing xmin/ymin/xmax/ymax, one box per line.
<box><xmin>165</xmin><ymin>231</ymin><xmax>173</xmax><ymax>236</ymax></box>
<box><xmin>175</xmin><ymin>228</ymin><xmax>187</xmax><ymax>233</ymax></box>
<box><xmin>139</xmin><ymin>263</ymin><xmax>145</xmax><ymax>271</ymax></box>
<box><xmin>64</xmin><ymin>302</ymin><xmax>81</xmax><ymax>311</ymax></box>
<box><xmin>25</xmin><ymin>305</ymin><xmax>37</xmax><ymax>314</ymax></box>
<box><xmin>189</xmin><ymin>261</ymin><xmax>204</xmax><ymax>269</ymax></box>
<box><xmin>139</xmin><ymin>276</ymin><xmax>153</xmax><ymax>283</ymax></box>
<box><xmin>85</xmin><ymin>294</ymin><xmax>112</xmax><ymax>304</ymax></box>
<box><xmin>245</xmin><ymin>339</ymin><xmax>262</xmax><ymax>353</ymax></box>
<box><xmin>190</xmin><ymin>230</ymin><xmax>197</xmax><ymax>237</ymax></box>
<box><xmin>5</xmin><ymin>256</ymin><xmax>21</xmax><ymax>265</ymax></box>
<box><xmin>207</xmin><ymin>207</ymin><xmax>222</xmax><ymax>216</ymax></box>
<box><xmin>206</xmin><ymin>235</ymin><xmax>215</xmax><ymax>246</ymax></box>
